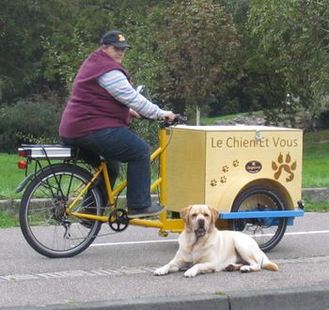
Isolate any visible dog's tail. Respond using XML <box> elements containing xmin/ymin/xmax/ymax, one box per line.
<box><xmin>263</xmin><ymin>261</ymin><xmax>279</xmax><ymax>271</ymax></box>
<box><xmin>261</xmin><ymin>254</ymin><xmax>279</xmax><ymax>272</ymax></box>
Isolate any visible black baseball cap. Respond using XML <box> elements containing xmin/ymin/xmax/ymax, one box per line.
<box><xmin>100</xmin><ymin>30</ymin><xmax>131</xmax><ymax>48</ymax></box>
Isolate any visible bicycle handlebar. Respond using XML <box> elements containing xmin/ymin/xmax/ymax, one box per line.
<box><xmin>160</xmin><ymin>114</ymin><xmax>187</xmax><ymax>128</ymax></box>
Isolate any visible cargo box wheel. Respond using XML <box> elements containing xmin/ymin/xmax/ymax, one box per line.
<box><xmin>229</xmin><ymin>186</ymin><xmax>288</xmax><ymax>252</ymax></box>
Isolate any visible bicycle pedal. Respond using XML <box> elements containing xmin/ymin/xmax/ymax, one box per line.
<box><xmin>108</xmin><ymin>208</ymin><xmax>129</xmax><ymax>232</ymax></box>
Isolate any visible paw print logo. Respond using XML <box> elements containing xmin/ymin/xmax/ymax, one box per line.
<box><xmin>220</xmin><ymin>176</ymin><xmax>227</xmax><ymax>184</ymax></box>
<box><xmin>233</xmin><ymin>160</ymin><xmax>239</xmax><ymax>167</ymax></box>
<box><xmin>272</xmin><ymin>153</ymin><xmax>297</xmax><ymax>182</ymax></box>
<box><xmin>210</xmin><ymin>179</ymin><xmax>217</xmax><ymax>187</ymax></box>
<box><xmin>222</xmin><ymin>165</ymin><xmax>229</xmax><ymax>173</ymax></box>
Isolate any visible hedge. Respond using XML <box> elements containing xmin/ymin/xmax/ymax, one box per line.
<box><xmin>0</xmin><ymin>95</ymin><xmax>160</xmax><ymax>153</ymax></box>
<box><xmin>0</xmin><ymin>96</ymin><xmax>63</xmax><ymax>153</ymax></box>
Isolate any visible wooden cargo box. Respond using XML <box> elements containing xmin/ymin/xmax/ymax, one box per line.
<box><xmin>164</xmin><ymin>125</ymin><xmax>303</xmax><ymax>212</ymax></box>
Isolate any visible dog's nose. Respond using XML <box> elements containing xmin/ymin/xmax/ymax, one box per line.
<box><xmin>198</xmin><ymin>218</ymin><xmax>205</xmax><ymax>228</ymax></box>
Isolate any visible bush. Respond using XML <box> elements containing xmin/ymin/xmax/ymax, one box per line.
<box><xmin>0</xmin><ymin>94</ymin><xmax>64</xmax><ymax>153</ymax></box>
<box><xmin>130</xmin><ymin>118</ymin><xmax>159</xmax><ymax>151</ymax></box>
<box><xmin>0</xmin><ymin>93</ymin><xmax>162</xmax><ymax>154</ymax></box>
<box><xmin>318</xmin><ymin>110</ymin><xmax>329</xmax><ymax>129</ymax></box>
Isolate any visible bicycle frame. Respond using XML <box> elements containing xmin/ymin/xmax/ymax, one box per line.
<box><xmin>67</xmin><ymin>127</ymin><xmax>184</xmax><ymax>234</ymax></box>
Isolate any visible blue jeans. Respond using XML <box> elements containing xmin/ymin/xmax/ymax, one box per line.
<box><xmin>61</xmin><ymin>127</ymin><xmax>151</xmax><ymax>210</ymax></box>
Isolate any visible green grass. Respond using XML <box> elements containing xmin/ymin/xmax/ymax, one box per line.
<box><xmin>0</xmin><ymin>211</ymin><xmax>19</xmax><ymax>228</ymax></box>
<box><xmin>0</xmin><ymin>154</ymin><xmax>26</xmax><ymax>199</ymax></box>
<box><xmin>304</xmin><ymin>200</ymin><xmax>329</xmax><ymax>212</ymax></box>
<box><xmin>302</xmin><ymin>130</ymin><xmax>329</xmax><ymax>188</ymax></box>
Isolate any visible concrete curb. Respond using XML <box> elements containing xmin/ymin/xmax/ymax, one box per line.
<box><xmin>0</xmin><ymin>199</ymin><xmax>20</xmax><ymax>214</ymax></box>
<box><xmin>228</xmin><ymin>286</ymin><xmax>329</xmax><ymax>310</ymax></box>
<box><xmin>2</xmin><ymin>287</ymin><xmax>329</xmax><ymax>310</ymax></box>
<box><xmin>302</xmin><ymin>187</ymin><xmax>329</xmax><ymax>201</ymax></box>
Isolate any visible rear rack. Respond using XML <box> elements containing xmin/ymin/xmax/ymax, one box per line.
<box><xmin>18</xmin><ymin>144</ymin><xmax>75</xmax><ymax>159</ymax></box>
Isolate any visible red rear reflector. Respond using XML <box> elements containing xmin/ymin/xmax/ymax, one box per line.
<box><xmin>18</xmin><ymin>160</ymin><xmax>28</xmax><ymax>169</ymax></box>
<box><xmin>18</xmin><ymin>150</ymin><xmax>27</xmax><ymax>157</ymax></box>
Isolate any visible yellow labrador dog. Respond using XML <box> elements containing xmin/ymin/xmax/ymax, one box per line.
<box><xmin>154</xmin><ymin>204</ymin><xmax>278</xmax><ymax>278</ymax></box>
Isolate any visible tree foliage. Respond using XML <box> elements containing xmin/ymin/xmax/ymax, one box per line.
<box><xmin>152</xmin><ymin>0</ymin><xmax>240</xmax><ymax>115</ymax></box>
<box><xmin>0</xmin><ymin>0</ymin><xmax>80</xmax><ymax>100</ymax></box>
<box><xmin>248</xmin><ymin>0</ymin><xmax>329</xmax><ymax>115</ymax></box>
<box><xmin>0</xmin><ymin>0</ymin><xmax>328</xmax><ymax>126</ymax></box>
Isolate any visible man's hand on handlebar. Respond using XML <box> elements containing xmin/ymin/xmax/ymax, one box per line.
<box><xmin>159</xmin><ymin>112</ymin><xmax>187</xmax><ymax>128</ymax></box>
<box><xmin>139</xmin><ymin>110</ymin><xmax>186</xmax><ymax>127</ymax></box>
<box><xmin>161</xmin><ymin>111</ymin><xmax>176</xmax><ymax>122</ymax></box>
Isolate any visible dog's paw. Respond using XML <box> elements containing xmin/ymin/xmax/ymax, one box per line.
<box><xmin>225</xmin><ymin>264</ymin><xmax>236</xmax><ymax>272</ymax></box>
<box><xmin>184</xmin><ymin>267</ymin><xmax>198</xmax><ymax>278</ymax></box>
<box><xmin>225</xmin><ymin>263</ymin><xmax>243</xmax><ymax>272</ymax></box>
<box><xmin>240</xmin><ymin>266</ymin><xmax>251</xmax><ymax>273</ymax></box>
<box><xmin>154</xmin><ymin>266</ymin><xmax>169</xmax><ymax>276</ymax></box>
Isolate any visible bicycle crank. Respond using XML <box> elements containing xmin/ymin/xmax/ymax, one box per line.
<box><xmin>108</xmin><ymin>208</ymin><xmax>129</xmax><ymax>232</ymax></box>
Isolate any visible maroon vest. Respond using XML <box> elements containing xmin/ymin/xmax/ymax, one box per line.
<box><xmin>59</xmin><ymin>49</ymin><xmax>130</xmax><ymax>138</ymax></box>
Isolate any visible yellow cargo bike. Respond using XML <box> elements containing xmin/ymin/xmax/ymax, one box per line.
<box><xmin>17</xmin><ymin>116</ymin><xmax>304</xmax><ymax>258</ymax></box>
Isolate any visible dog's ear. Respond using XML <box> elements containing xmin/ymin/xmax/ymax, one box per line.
<box><xmin>180</xmin><ymin>206</ymin><xmax>192</xmax><ymax>226</ymax></box>
<box><xmin>210</xmin><ymin>206</ymin><xmax>219</xmax><ymax>225</ymax></box>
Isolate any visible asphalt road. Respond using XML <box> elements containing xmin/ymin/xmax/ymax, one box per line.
<box><xmin>0</xmin><ymin>212</ymin><xmax>329</xmax><ymax>309</ymax></box>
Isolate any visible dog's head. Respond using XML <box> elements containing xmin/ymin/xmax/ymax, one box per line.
<box><xmin>180</xmin><ymin>205</ymin><xmax>219</xmax><ymax>238</ymax></box>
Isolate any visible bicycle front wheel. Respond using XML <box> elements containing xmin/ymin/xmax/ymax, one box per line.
<box><xmin>19</xmin><ymin>163</ymin><xmax>104</xmax><ymax>258</ymax></box>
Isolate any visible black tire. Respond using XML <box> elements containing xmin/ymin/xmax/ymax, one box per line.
<box><xmin>19</xmin><ymin>163</ymin><xmax>104</xmax><ymax>258</ymax></box>
<box><xmin>229</xmin><ymin>186</ymin><xmax>288</xmax><ymax>252</ymax></box>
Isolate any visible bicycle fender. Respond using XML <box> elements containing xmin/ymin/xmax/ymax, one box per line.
<box><xmin>16</xmin><ymin>163</ymin><xmax>72</xmax><ymax>193</ymax></box>
<box><xmin>15</xmin><ymin>174</ymin><xmax>35</xmax><ymax>193</ymax></box>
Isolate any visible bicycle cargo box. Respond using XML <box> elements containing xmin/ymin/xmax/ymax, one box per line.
<box><xmin>164</xmin><ymin>125</ymin><xmax>303</xmax><ymax>212</ymax></box>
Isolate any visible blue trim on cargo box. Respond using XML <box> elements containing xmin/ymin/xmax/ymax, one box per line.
<box><xmin>219</xmin><ymin>209</ymin><xmax>304</xmax><ymax>220</ymax></box>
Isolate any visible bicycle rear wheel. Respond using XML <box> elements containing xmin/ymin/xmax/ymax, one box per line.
<box><xmin>19</xmin><ymin>163</ymin><xmax>104</xmax><ymax>258</ymax></box>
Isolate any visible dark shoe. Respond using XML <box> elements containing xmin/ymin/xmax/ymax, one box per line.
<box><xmin>128</xmin><ymin>204</ymin><xmax>165</xmax><ymax>219</ymax></box>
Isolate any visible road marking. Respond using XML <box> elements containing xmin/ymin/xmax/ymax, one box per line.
<box><xmin>254</xmin><ymin>230</ymin><xmax>329</xmax><ymax>238</ymax></box>
<box><xmin>285</xmin><ymin>230</ymin><xmax>329</xmax><ymax>236</ymax></box>
<box><xmin>2</xmin><ymin>255</ymin><xmax>329</xmax><ymax>283</ymax></box>
<box><xmin>91</xmin><ymin>239</ymin><xmax>177</xmax><ymax>247</ymax></box>
<box><xmin>0</xmin><ymin>266</ymin><xmax>157</xmax><ymax>283</ymax></box>
<box><xmin>91</xmin><ymin>230</ymin><xmax>329</xmax><ymax>247</ymax></box>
